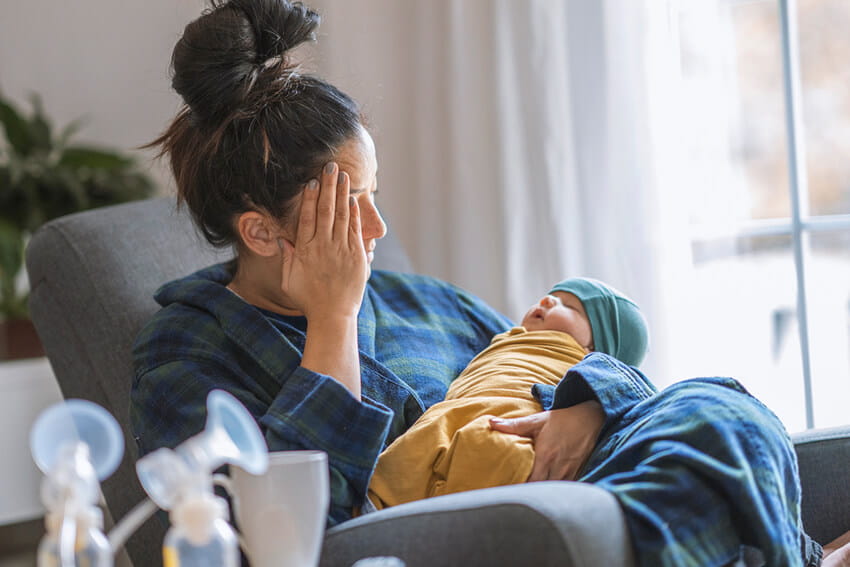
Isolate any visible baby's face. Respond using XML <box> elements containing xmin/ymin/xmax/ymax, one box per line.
<box><xmin>520</xmin><ymin>291</ymin><xmax>593</xmax><ymax>350</ymax></box>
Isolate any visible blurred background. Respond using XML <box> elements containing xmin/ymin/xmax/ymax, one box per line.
<box><xmin>1</xmin><ymin>0</ymin><xmax>849</xmax><ymax>563</ymax></box>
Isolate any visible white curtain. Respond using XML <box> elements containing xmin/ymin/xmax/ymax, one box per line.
<box><xmin>311</xmin><ymin>0</ymin><xmax>692</xmax><ymax>383</ymax></box>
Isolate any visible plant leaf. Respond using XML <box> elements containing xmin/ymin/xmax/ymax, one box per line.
<box><xmin>56</xmin><ymin>117</ymin><xmax>86</xmax><ymax>151</ymax></box>
<box><xmin>27</xmin><ymin>94</ymin><xmax>53</xmax><ymax>154</ymax></box>
<box><xmin>0</xmin><ymin>95</ymin><xmax>33</xmax><ymax>156</ymax></box>
<box><xmin>60</xmin><ymin>146</ymin><xmax>133</xmax><ymax>170</ymax></box>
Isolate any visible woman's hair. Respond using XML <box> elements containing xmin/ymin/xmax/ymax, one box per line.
<box><xmin>149</xmin><ymin>0</ymin><xmax>362</xmax><ymax>247</ymax></box>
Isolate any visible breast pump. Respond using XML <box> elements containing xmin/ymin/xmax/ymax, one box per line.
<box><xmin>136</xmin><ymin>390</ymin><xmax>269</xmax><ymax>567</ymax></box>
<box><xmin>29</xmin><ymin>390</ymin><xmax>268</xmax><ymax>567</ymax></box>
<box><xmin>30</xmin><ymin>399</ymin><xmax>123</xmax><ymax>567</ymax></box>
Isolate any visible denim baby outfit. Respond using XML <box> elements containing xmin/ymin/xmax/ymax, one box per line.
<box><xmin>539</xmin><ymin>352</ymin><xmax>821</xmax><ymax>567</ymax></box>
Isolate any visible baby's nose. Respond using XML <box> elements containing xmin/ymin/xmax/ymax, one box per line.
<box><xmin>539</xmin><ymin>295</ymin><xmax>556</xmax><ymax>309</ymax></box>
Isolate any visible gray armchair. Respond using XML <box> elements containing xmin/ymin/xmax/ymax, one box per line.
<box><xmin>25</xmin><ymin>198</ymin><xmax>850</xmax><ymax>567</ymax></box>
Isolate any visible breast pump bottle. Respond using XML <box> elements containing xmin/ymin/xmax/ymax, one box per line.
<box><xmin>156</xmin><ymin>462</ymin><xmax>239</xmax><ymax>567</ymax></box>
<box><xmin>30</xmin><ymin>399</ymin><xmax>124</xmax><ymax>567</ymax></box>
<box><xmin>136</xmin><ymin>390</ymin><xmax>269</xmax><ymax>567</ymax></box>
<box><xmin>36</xmin><ymin>443</ymin><xmax>111</xmax><ymax>567</ymax></box>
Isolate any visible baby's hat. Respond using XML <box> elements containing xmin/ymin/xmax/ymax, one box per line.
<box><xmin>548</xmin><ymin>277</ymin><xmax>649</xmax><ymax>367</ymax></box>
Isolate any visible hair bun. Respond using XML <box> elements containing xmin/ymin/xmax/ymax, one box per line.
<box><xmin>231</xmin><ymin>0</ymin><xmax>319</xmax><ymax>64</ymax></box>
<box><xmin>170</xmin><ymin>0</ymin><xmax>320</xmax><ymax>123</ymax></box>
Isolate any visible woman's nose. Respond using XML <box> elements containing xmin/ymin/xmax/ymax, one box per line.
<box><xmin>361</xmin><ymin>200</ymin><xmax>387</xmax><ymax>241</ymax></box>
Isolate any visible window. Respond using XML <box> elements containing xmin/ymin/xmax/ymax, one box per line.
<box><xmin>675</xmin><ymin>0</ymin><xmax>850</xmax><ymax>431</ymax></box>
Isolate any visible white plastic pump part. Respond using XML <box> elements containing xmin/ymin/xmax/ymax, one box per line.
<box><xmin>31</xmin><ymin>399</ymin><xmax>124</xmax><ymax>481</ymax></box>
<box><xmin>45</xmin><ymin>504</ymin><xmax>104</xmax><ymax>536</ymax></box>
<box><xmin>170</xmin><ymin>492</ymin><xmax>230</xmax><ymax>546</ymax></box>
<box><xmin>30</xmin><ymin>399</ymin><xmax>124</xmax><ymax>512</ymax></box>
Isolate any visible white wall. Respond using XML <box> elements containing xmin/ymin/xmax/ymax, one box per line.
<box><xmin>0</xmin><ymin>1</ymin><xmax>428</xmax><ymax>282</ymax></box>
<box><xmin>0</xmin><ymin>1</ymin><xmax>207</xmax><ymax>194</ymax></box>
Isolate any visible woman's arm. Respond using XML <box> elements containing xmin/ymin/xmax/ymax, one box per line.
<box><xmin>131</xmin><ymin>356</ymin><xmax>392</xmax><ymax>526</ymax></box>
<box><xmin>279</xmin><ymin>163</ymin><xmax>369</xmax><ymax>399</ymax></box>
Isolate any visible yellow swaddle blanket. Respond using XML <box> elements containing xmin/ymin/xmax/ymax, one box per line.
<box><xmin>368</xmin><ymin>327</ymin><xmax>587</xmax><ymax>509</ymax></box>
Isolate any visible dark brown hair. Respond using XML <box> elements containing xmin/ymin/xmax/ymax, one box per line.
<box><xmin>149</xmin><ymin>0</ymin><xmax>361</xmax><ymax>247</ymax></box>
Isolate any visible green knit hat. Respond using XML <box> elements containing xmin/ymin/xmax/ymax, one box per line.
<box><xmin>548</xmin><ymin>277</ymin><xmax>649</xmax><ymax>367</ymax></box>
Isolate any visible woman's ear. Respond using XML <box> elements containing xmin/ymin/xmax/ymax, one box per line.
<box><xmin>235</xmin><ymin>211</ymin><xmax>282</xmax><ymax>257</ymax></box>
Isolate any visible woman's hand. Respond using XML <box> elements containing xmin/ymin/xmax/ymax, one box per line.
<box><xmin>489</xmin><ymin>401</ymin><xmax>605</xmax><ymax>481</ymax></box>
<box><xmin>279</xmin><ymin>162</ymin><xmax>368</xmax><ymax>321</ymax></box>
<box><xmin>280</xmin><ymin>162</ymin><xmax>367</xmax><ymax>399</ymax></box>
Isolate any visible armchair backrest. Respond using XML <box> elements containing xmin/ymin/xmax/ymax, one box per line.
<box><xmin>26</xmin><ymin>198</ymin><xmax>231</xmax><ymax>565</ymax></box>
<box><xmin>25</xmin><ymin>197</ymin><xmax>411</xmax><ymax>566</ymax></box>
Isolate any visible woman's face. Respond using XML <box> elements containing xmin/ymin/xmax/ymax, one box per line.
<box><xmin>282</xmin><ymin>125</ymin><xmax>387</xmax><ymax>264</ymax></box>
<box><xmin>333</xmin><ymin>125</ymin><xmax>386</xmax><ymax>264</ymax></box>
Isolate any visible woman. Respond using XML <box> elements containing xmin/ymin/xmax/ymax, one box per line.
<box><xmin>129</xmin><ymin>0</ymin><xmax>528</xmax><ymax>526</ymax></box>
<box><xmin>131</xmin><ymin>1</ymin><xmax>850</xmax><ymax>565</ymax></box>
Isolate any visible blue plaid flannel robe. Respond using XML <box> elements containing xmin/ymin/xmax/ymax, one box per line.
<box><xmin>130</xmin><ymin>263</ymin><xmax>512</xmax><ymax>525</ymax></box>
<box><xmin>540</xmin><ymin>352</ymin><xmax>821</xmax><ymax>567</ymax></box>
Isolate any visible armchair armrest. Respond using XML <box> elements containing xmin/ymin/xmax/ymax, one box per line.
<box><xmin>320</xmin><ymin>482</ymin><xmax>635</xmax><ymax>567</ymax></box>
<box><xmin>794</xmin><ymin>425</ymin><xmax>850</xmax><ymax>546</ymax></box>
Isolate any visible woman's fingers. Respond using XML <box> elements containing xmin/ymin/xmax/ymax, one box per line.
<box><xmin>296</xmin><ymin>162</ymin><xmax>357</xmax><ymax>247</ymax></box>
<box><xmin>333</xmin><ymin>171</ymin><xmax>351</xmax><ymax>241</ymax></box>
<box><xmin>348</xmin><ymin>194</ymin><xmax>364</xmax><ymax>250</ymax></box>
<box><xmin>489</xmin><ymin>414</ymin><xmax>544</xmax><ymax>438</ymax></box>
<box><xmin>316</xmin><ymin>161</ymin><xmax>339</xmax><ymax>237</ymax></box>
<box><xmin>311</xmin><ymin>162</ymin><xmax>356</xmax><ymax>243</ymax></box>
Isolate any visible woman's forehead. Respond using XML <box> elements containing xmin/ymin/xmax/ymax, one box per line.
<box><xmin>334</xmin><ymin>126</ymin><xmax>377</xmax><ymax>188</ymax></box>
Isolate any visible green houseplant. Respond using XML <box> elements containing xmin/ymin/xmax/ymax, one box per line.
<box><xmin>0</xmin><ymin>91</ymin><xmax>155</xmax><ymax>357</ymax></box>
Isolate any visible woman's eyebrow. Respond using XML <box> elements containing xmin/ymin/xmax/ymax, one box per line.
<box><xmin>350</xmin><ymin>172</ymin><xmax>377</xmax><ymax>195</ymax></box>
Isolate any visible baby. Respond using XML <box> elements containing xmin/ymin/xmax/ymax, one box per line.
<box><xmin>367</xmin><ymin>277</ymin><xmax>649</xmax><ymax>510</ymax></box>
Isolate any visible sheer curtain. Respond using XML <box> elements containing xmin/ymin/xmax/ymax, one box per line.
<box><xmin>311</xmin><ymin>0</ymin><xmax>690</xmax><ymax>382</ymax></box>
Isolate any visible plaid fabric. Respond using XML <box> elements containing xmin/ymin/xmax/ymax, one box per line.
<box><xmin>130</xmin><ymin>263</ymin><xmax>511</xmax><ymax>525</ymax></box>
<box><xmin>553</xmin><ymin>353</ymin><xmax>816</xmax><ymax>567</ymax></box>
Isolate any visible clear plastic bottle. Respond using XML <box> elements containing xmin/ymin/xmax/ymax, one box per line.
<box><xmin>38</xmin><ymin>507</ymin><xmax>112</xmax><ymax>567</ymax></box>
<box><xmin>162</xmin><ymin>492</ymin><xmax>238</xmax><ymax>567</ymax></box>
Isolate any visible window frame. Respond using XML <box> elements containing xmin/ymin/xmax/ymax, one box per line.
<box><xmin>774</xmin><ymin>0</ymin><xmax>850</xmax><ymax>427</ymax></box>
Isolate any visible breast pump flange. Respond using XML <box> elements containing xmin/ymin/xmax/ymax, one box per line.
<box><xmin>30</xmin><ymin>399</ymin><xmax>124</xmax><ymax>567</ymax></box>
